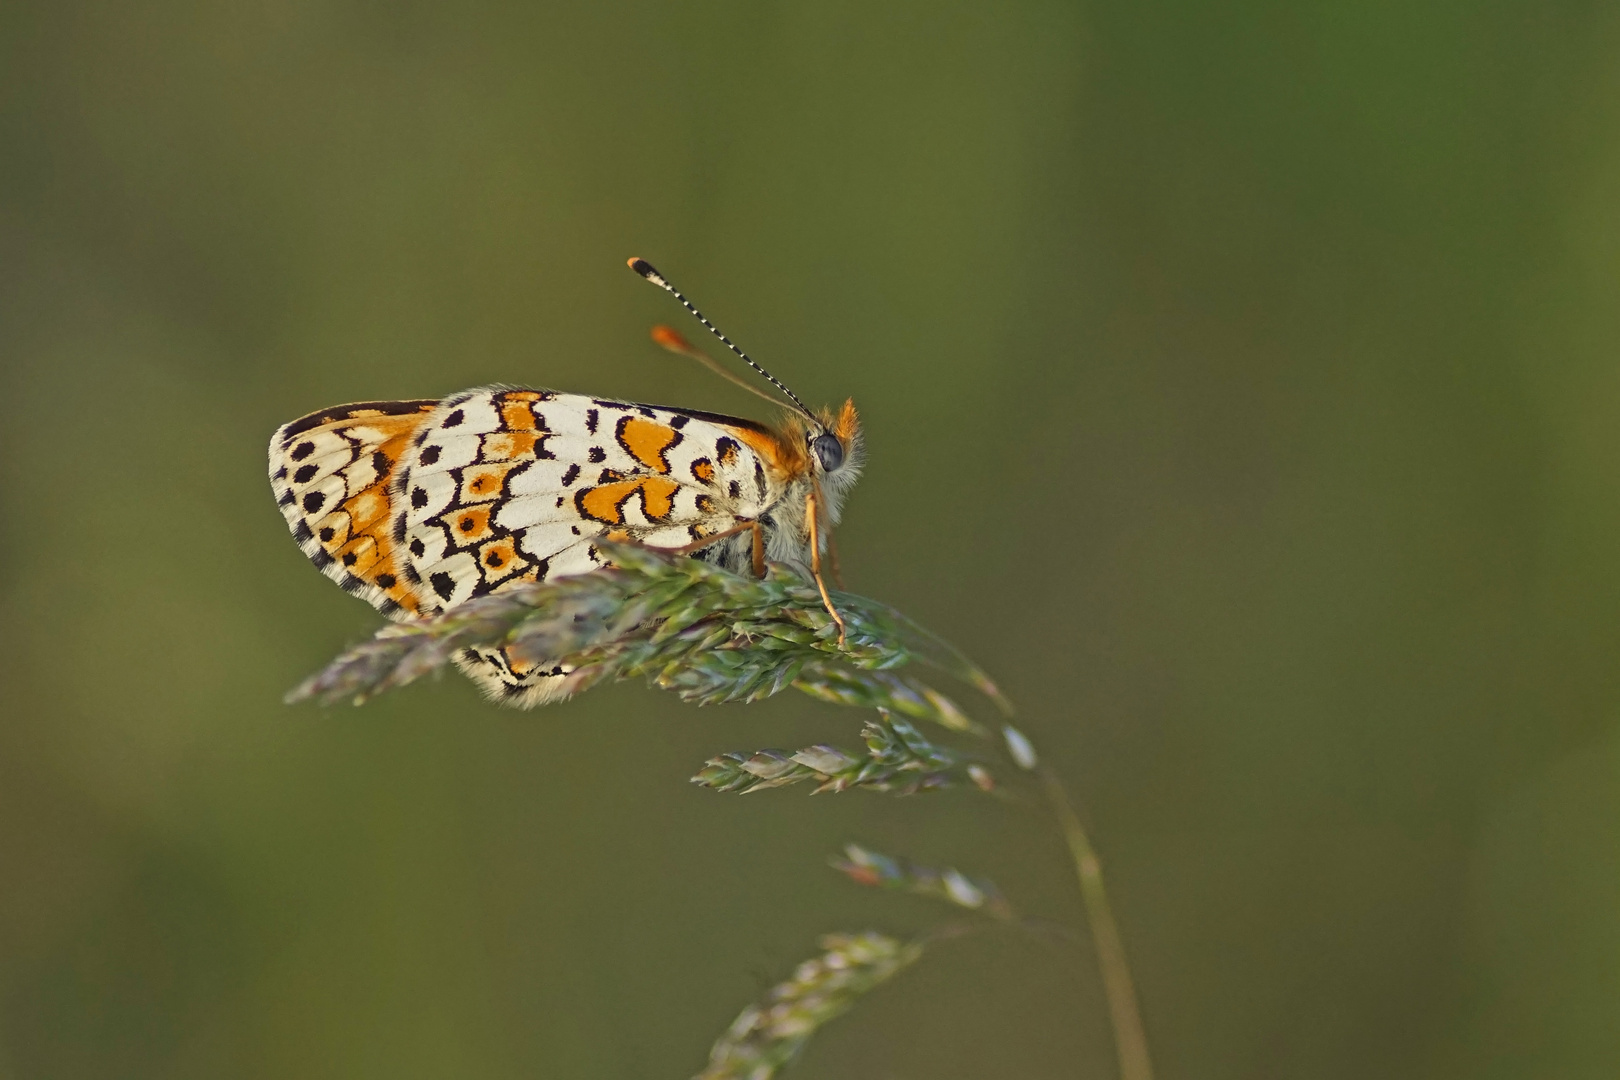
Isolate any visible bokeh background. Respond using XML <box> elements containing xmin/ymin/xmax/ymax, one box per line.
<box><xmin>3</xmin><ymin>2</ymin><xmax>1620</xmax><ymax>1077</ymax></box>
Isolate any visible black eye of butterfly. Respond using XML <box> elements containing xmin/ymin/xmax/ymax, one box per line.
<box><xmin>811</xmin><ymin>433</ymin><xmax>844</xmax><ymax>472</ymax></box>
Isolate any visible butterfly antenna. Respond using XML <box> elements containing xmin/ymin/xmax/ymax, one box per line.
<box><xmin>650</xmin><ymin>325</ymin><xmax>791</xmax><ymax>409</ymax></box>
<box><xmin>627</xmin><ymin>257</ymin><xmax>816</xmax><ymax>421</ymax></box>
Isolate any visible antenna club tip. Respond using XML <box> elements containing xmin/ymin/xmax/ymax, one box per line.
<box><xmin>650</xmin><ymin>324</ymin><xmax>691</xmax><ymax>351</ymax></box>
<box><xmin>627</xmin><ymin>257</ymin><xmax>665</xmax><ymax>284</ymax></box>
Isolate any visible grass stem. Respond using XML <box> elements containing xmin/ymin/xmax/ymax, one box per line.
<box><xmin>1040</xmin><ymin>768</ymin><xmax>1154</xmax><ymax>1080</ymax></box>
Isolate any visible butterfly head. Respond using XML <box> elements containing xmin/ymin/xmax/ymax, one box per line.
<box><xmin>783</xmin><ymin>397</ymin><xmax>863</xmax><ymax>516</ymax></box>
<box><xmin>811</xmin><ymin>397</ymin><xmax>862</xmax><ymax>474</ymax></box>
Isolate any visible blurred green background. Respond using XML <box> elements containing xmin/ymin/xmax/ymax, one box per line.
<box><xmin>3</xmin><ymin>1</ymin><xmax>1619</xmax><ymax>1076</ymax></box>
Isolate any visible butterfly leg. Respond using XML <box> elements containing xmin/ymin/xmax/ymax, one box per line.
<box><xmin>805</xmin><ymin>488</ymin><xmax>847</xmax><ymax>646</ymax></box>
<box><xmin>665</xmin><ymin>518</ymin><xmax>767</xmax><ymax>578</ymax></box>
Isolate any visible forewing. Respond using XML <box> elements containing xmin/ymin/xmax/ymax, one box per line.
<box><xmin>268</xmin><ymin>399</ymin><xmax>440</xmax><ymax>618</ymax></box>
<box><xmin>393</xmin><ymin>387</ymin><xmax>782</xmax><ymax>615</ymax></box>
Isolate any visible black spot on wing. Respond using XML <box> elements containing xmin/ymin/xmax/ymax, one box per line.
<box><xmin>293</xmin><ymin>520</ymin><xmax>313</xmax><ymax>542</ymax></box>
<box><xmin>411</xmin><ymin>487</ymin><xmax>428</xmax><ymax>509</ymax></box>
<box><xmin>754</xmin><ymin>461</ymin><xmax>767</xmax><ymax>501</ymax></box>
<box><xmin>588</xmin><ymin>447</ymin><xmax>605</xmax><ymax>463</ymax></box>
<box><xmin>561</xmin><ymin>463</ymin><xmax>580</xmax><ymax>486</ymax></box>
<box><xmin>442</xmin><ymin>410</ymin><xmax>465</xmax><ymax>428</ymax></box>
<box><xmin>318</xmin><ymin>526</ymin><xmax>335</xmax><ymax>542</ymax></box>
<box><xmin>293</xmin><ymin>463</ymin><xmax>318</xmax><ymax>484</ymax></box>
<box><xmin>585</xmin><ymin>409</ymin><xmax>599</xmax><ymax>434</ymax></box>
<box><xmin>302</xmin><ymin>491</ymin><xmax>325</xmax><ymax>514</ymax></box>
<box><xmin>375</xmin><ymin>573</ymin><xmax>397</xmax><ymax>589</ymax></box>
<box><xmin>728</xmin><ymin>480</ymin><xmax>741</xmax><ymax>500</ymax></box>
<box><xmin>420</xmin><ymin>445</ymin><xmax>441</xmax><ymax>465</ymax></box>
<box><xmin>430</xmin><ymin>572</ymin><xmax>456</xmax><ymax>600</ymax></box>
<box><xmin>669</xmin><ymin>415</ymin><xmax>689</xmax><ymax>429</ymax></box>
<box><xmin>372</xmin><ymin>450</ymin><xmax>390</xmax><ymax>474</ymax></box>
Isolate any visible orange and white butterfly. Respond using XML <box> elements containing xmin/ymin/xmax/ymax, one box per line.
<box><xmin>269</xmin><ymin>259</ymin><xmax>864</xmax><ymax>706</ymax></box>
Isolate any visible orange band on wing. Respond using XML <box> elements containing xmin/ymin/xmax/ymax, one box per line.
<box><xmin>481</xmin><ymin>431</ymin><xmax>543</xmax><ymax>461</ymax></box>
<box><xmin>616</xmin><ymin>416</ymin><xmax>680</xmax><ymax>473</ymax></box>
<box><xmin>461</xmin><ymin>461</ymin><xmax>523</xmax><ymax>502</ymax></box>
<box><xmin>729</xmin><ymin>425</ymin><xmax>806</xmax><ymax>480</ymax></box>
<box><xmin>638</xmin><ymin>476</ymin><xmax>679</xmax><ymax>518</ymax></box>
<box><xmin>450</xmin><ymin>504</ymin><xmax>495</xmax><ymax>542</ymax></box>
<box><xmin>500</xmin><ymin>400</ymin><xmax>540</xmax><ymax>432</ymax></box>
<box><xmin>576</xmin><ymin>476</ymin><xmax>681</xmax><ymax>524</ymax></box>
<box><xmin>289</xmin><ymin>406</ymin><xmax>436</xmax><ymax>615</ymax></box>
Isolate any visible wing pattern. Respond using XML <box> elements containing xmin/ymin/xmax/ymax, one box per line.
<box><xmin>271</xmin><ymin>386</ymin><xmax>790</xmax><ymax>707</ymax></box>
<box><xmin>269</xmin><ymin>399</ymin><xmax>440</xmax><ymax>618</ymax></box>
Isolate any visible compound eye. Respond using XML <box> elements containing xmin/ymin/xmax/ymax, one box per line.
<box><xmin>811</xmin><ymin>433</ymin><xmax>844</xmax><ymax>472</ymax></box>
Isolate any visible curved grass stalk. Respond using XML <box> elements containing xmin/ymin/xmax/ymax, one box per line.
<box><xmin>287</xmin><ymin>545</ymin><xmax>1153</xmax><ymax>1080</ymax></box>
<box><xmin>1041</xmin><ymin>768</ymin><xmax>1154</xmax><ymax>1080</ymax></box>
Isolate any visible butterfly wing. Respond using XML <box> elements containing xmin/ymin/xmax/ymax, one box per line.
<box><xmin>273</xmin><ymin>386</ymin><xmax>797</xmax><ymax>707</ymax></box>
<box><xmin>390</xmin><ymin>386</ymin><xmax>791</xmax><ymax>705</ymax></box>
<box><xmin>268</xmin><ymin>399</ymin><xmax>440</xmax><ymax>618</ymax></box>
<box><xmin>393</xmin><ymin>388</ymin><xmax>786</xmax><ymax>608</ymax></box>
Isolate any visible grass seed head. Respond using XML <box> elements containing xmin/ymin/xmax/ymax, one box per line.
<box><xmin>695</xmin><ymin>932</ymin><xmax>925</xmax><ymax>1080</ymax></box>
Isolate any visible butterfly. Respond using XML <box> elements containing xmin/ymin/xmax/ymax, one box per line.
<box><xmin>269</xmin><ymin>258</ymin><xmax>864</xmax><ymax>706</ymax></box>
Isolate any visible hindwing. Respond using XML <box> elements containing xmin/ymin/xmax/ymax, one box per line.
<box><xmin>269</xmin><ymin>399</ymin><xmax>440</xmax><ymax>618</ymax></box>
